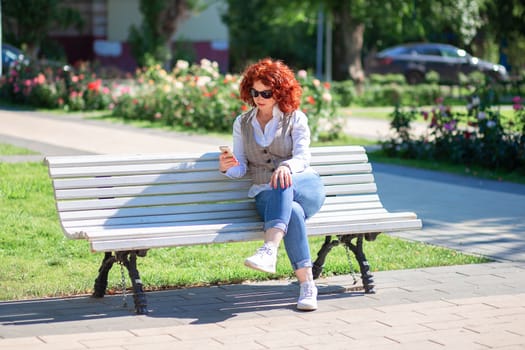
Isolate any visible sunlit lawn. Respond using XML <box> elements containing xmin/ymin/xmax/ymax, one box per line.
<box><xmin>0</xmin><ymin>161</ymin><xmax>490</xmax><ymax>301</ymax></box>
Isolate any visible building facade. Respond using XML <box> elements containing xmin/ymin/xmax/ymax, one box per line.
<box><xmin>49</xmin><ymin>0</ymin><xmax>229</xmax><ymax>72</ymax></box>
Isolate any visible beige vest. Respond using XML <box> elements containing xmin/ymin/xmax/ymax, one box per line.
<box><xmin>241</xmin><ymin>109</ymin><xmax>294</xmax><ymax>185</ymax></box>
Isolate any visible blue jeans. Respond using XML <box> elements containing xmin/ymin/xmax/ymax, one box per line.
<box><xmin>255</xmin><ymin>170</ymin><xmax>326</xmax><ymax>271</ymax></box>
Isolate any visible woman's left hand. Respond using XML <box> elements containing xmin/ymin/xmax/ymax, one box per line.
<box><xmin>271</xmin><ymin>165</ymin><xmax>292</xmax><ymax>189</ymax></box>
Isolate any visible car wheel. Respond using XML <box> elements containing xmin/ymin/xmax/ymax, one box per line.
<box><xmin>405</xmin><ymin>71</ymin><xmax>424</xmax><ymax>85</ymax></box>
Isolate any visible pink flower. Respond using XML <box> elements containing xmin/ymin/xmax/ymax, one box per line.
<box><xmin>34</xmin><ymin>73</ymin><xmax>46</xmax><ymax>85</ymax></box>
<box><xmin>512</xmin><ymin>96</ymin><xmax>522</xmax><ymax>111</ymax></box>
<box><xmin>297</xmin><ymin>70</ymin><xmax>307</xmax><ymax>79</ymax></box>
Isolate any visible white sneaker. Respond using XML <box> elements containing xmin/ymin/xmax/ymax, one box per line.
<box><xmin>244</xmin><ymin>243</ymin><xmax>277</xmax><ymax>273</ymax></box>
<box><xmin>297</xmin><ymin>281</ymin><xmax>318</xmax><ymax>311</ymax></box>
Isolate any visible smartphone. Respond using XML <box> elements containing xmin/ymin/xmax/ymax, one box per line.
<box><xmin>219</xmin><ymin>145</ymin><xmax>233</xmax><ymax>156</ymax></box>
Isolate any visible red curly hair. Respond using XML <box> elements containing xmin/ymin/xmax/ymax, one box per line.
<box><xmin>239</xmin><ymin>58</ymin><xmax>302</xmax><ymax>114</ymax></box>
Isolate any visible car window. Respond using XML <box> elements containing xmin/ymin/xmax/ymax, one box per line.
<box><xmin>441</xmin><ymin>46</ymin><xmax>467</xmax><ymax>58</ymax></box>
<box><xmin>380</xmin><ymin>46</ymin><xmax>410</xmax><ymax>56</ymax></box>
<box><xmin>415</xmin><ymin>47</ymin><xmax>441</xmax><ymax>56</ymax></box>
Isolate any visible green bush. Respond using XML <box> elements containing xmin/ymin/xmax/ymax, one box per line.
<box><xmin>356</xmin><ymin>82</ymin><xmax>441</xmax><ymax>107</ymax></box>
<box><xmin>368</xmin><ymin>73</ymin><xmax>405</xmax><ymax>85</ymax></box>
<box><xmin>381</xmin><ymin>93</ymin><xmax>525</xmax><ymax>173</ymax></box>
<box><xmin>330</xmin><ymin>80</ymin><xmax>356</xmax><ymax>107</ymax></box>
<box><xmin>425</xmin><ymin>71</ymin><xmax>440</xmax><ymax>84</ymax></box>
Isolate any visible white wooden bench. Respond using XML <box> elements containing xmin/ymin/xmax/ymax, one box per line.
<box><xmin>45</xmin><ymin>145</ymin><xmax>422</xmax><ymax>314</ymax></box>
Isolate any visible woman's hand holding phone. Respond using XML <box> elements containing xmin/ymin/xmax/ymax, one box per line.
<box><xmin>219</xmin><ymin>146</ymin><xmax>238</xmax><ymax>173</ymax></box>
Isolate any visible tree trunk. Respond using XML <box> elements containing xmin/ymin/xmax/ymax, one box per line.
<box><xmin>158</xmin><ymin>0</ymin><xmax>191</xmax><ymax>66</ymax></box>
<box><xmin>332</xmin><ymin>4</ymin><xmax>365</xmax><ymax>92</ymax></box>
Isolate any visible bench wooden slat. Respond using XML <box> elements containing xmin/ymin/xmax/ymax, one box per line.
<box><xmin>324</xmin><ymin>183</ymin><xmax>377</xmax><ymax>196</ymax></box>
<box><xmin>44</xmin><ymin>146</ymin><xmax>368</xmax><ymax>168</ymax></box>
<box><xmin>54</xmin><ymin>179</ymin><xmax>252</xmax><ymax>200</ymax></box>
<box><xmin>310</xmin><ymin>154</ymin><xmax>367</xmax><ymax>165</ymax></box>
<box><xmin>56</xmin><ymin>190</ymin><xmax>251</xmax><ymax>212</ymax></box>
<box><xmin>62</xmin><ymin>209</ymin><xmax>259</xmax><ymax>229</ymax></box>
<box><xmin>45</xmin><ymin>152</ymin><xmax>218</xmax><ymax>167</ymax></box>
<box><xmin>51</xmin><ymin>172</ymin><xmax>223</xmax><ymax>190</ymax></box>
<box><xmin>49</xmin><ymin>160</ymin><xmax>216</xmax><ymax>178</ymax></box>
<box><xmin>311</xmin><ymin>163</ymin><xmax>372</xmax><ymax>175</ymax></box>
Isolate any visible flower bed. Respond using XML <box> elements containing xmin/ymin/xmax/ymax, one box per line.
<box><xmin>0</xmin><ymin>59</ymin><xmax>338</xmax><ymax>139</ymax></box>
<box><xmin>381</xmin><ymin>95</ymin><xmax>525</xmax><ymax>173</ymax></box>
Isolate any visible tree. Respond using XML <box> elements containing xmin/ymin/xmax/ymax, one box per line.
<box><xmin>128</xmin><ymin>0</ymin><xmax>206</xmax><ymax>68</ymax></box>
<box><xmin>223</xmin><ymin>0</ymin><xmax>489</xmax><ymax>82</ymax></box>
<box><xmin>222</xmin><ymin>0</ymin><xmax>317</xmax><ymax>73</ymax></box>
<box><xmin>328</xmin><ymin>0</ymin><xmax>483</xmax><ymax>81</ymax></box>
<box><xmin>480</xmin><ymin>0</ymin><xmax>525</xmax><ymax>71</ymax></box>
<box><xmin>1</xmin><ymin>0</ymin><xmax>83</xmax><ymax>59</ymax></box>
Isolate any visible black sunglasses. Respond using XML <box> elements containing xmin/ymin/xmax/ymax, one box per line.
<box><xmin>250</xmin><ymin>88</ymin><xmax>273</xmax><ymax>99</ymax></box>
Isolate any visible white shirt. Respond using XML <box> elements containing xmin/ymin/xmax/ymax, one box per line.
<box><xmin>224</xmin><ymin>105</ymin><xmax>312</xmax><ymax>197</ymax></box>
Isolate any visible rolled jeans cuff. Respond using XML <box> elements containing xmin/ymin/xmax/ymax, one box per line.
<box><xmin>263</xmin><ymin>220</ymin><xmax>287</xmax><ymax>233</ymax></box>
<box><xmin>292</xmin><ymin>258</ymin><xmax>313</xmax><ymax>271</ymax></box>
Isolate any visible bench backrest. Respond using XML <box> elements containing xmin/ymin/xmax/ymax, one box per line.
<box><xmin>46</xmin><ymin>146</ymin><xmax>382</xmax><ymax>241</ymax></box>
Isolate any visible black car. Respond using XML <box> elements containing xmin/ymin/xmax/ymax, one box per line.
<box><xmin>366</xmin><ymin>42</ymin><xmax>509</xmax><ymax>84</ymax></box>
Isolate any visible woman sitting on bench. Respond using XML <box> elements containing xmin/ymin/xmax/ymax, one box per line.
<box><xmin>219</xmin><ymin>58</ymin><xmax>326</xmax><ymax>311</ymax></box>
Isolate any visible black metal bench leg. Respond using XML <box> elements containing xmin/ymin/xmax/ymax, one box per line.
<box><xmin>342</xmin><ymin>235</ymin><xmax>375</xmax><ymax>294</ymax></box>
<box><xmin>119</xmin><ymin>251</ymin><xmax>148</xmax><ymax>315</ymax></box>
<box><xmin>92</xmin><ymin>252</ymin><xmax>116</xmax><ymax>298</ymax></box>
<box><xmin>312</xmin><ymin>236</ymin><xmax>341</xmax><ymax>279</ymax></box>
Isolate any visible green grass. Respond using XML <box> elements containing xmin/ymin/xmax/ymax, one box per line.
<box><xmin>0</xmin><ymin>161</ymin><xmax>490</xmax><ymax>301</ymax></box>
<box><xmin>340</xmin><ymin>105</ymin><xmax>516</xmax><ymax>123</ymax></box>
<box><xmin>0</xmin><ymin>143</ymin><xmax>39</xmax><ymax>155</ymax></box>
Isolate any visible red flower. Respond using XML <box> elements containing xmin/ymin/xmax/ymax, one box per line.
<box><xmin>87</xmin><ymin>79</ymin><xmax>101</xmax><ymax>91</ymax></box>
<box><xmin>307</xmin><ymin>96</ymin><xmax>315</xmax><ymax>105</ymax></box>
